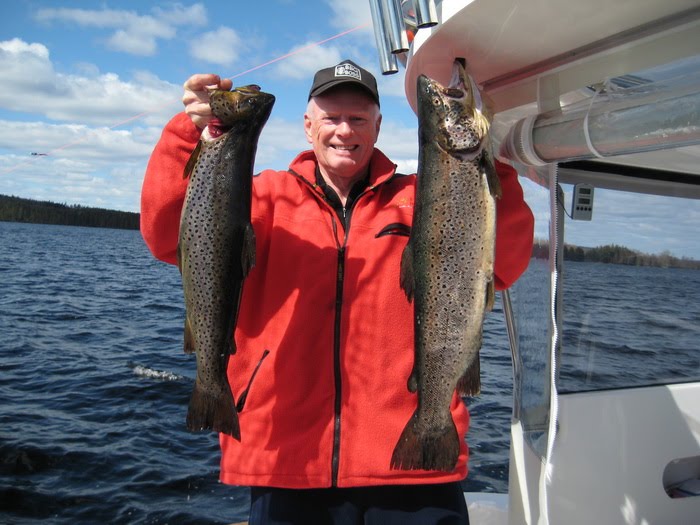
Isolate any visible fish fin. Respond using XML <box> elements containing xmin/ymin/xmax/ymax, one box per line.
<box><xmin>399</xmin><ymin>243</ymin><xmax>414</xmax><ymax>302</ymax></box>
<box><xmin>407</xmin><ymin>369</ymin><xmax>418</xmax><ymax>393</ymax></box>
<box><xmin>184</xmin><ymin>141</ymin><xmax>202</xmax><ymax>180</ymax></box>
<box><xmin>183</xmin><ymin>316</ymin><xmax>195</xmax><ymax>354</ymax></box>
<box><xmin>176</xmin><ymin>243</ymin><xmax>182</xmax><ymax>274</ymax></box>
<box><xmin>390</xmin><ymin>412</ymin><xmax>460</xmax><ymax>472</ymax></box>
<box><xmin>241</xmin><ymin>223</ymin><xmax>256</xmax><ymax>278</ymax></box>
<box><xmin>482</xmin><ymin>152</ymin><xmax>502</xmax><ymax>199</ymax></box>
<box><xmin>407</xmin><ymin>352</ymin><xmax>419</xmax><ymax>392</ymax></box>
<box><xmin>186</xmin><ymin>382</ymin><xmax>241</xmax><ymax>440</ymax></box>
<box><xmin>457</xmin><ymin>352</ymin><xmax>481</xmax><ymax>396</ymax></box>
<box><xmin>485</xmin><ymin>279</ymin><xmax>495</xmax><ymax>311</ymax></box>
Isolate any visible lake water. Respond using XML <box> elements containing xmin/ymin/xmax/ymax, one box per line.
<box><xmin>1</xmin><ymin>221</ymin><xmax>698</xmax><ymax>524</ymax></box>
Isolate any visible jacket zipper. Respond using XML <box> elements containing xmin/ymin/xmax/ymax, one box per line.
<box><xmin>289</xmin><ymin>168</ymin><xmax>396</xmax><ymax>487</ymax></box>
<box><xmin>329</xmin><ymin>193</ymin><xmax>372</xmax><ymax>487</ymax></box>
<box><xmin>331</xmin><ymin>224</ymin><xmax>344</xmax><ymax>487</ymax></box>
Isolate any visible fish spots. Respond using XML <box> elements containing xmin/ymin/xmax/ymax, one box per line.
<box><xmin>178</xmin><ymin>87</ymin><xmax>274</xmax><ymax>438</ymax></box>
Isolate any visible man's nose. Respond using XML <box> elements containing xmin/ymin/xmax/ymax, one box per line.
<box><xmin>336</xmin><ymin>119</ymin><xmax>352</xmax><ymax>136</ymax></box>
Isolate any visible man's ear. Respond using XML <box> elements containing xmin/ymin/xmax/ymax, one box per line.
<box><xmin>304</xmin><ymin>114</ymin><xmax>313</xmax><ymax>144</ymax></box>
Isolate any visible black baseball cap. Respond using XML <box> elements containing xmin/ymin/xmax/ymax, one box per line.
<box><xmin>308</xmin><ymin>59</ymin><xmax>380</xmax><ymax>107</ymax></box>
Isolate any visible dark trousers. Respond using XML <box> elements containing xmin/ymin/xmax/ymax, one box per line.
<box><xmin>249</xmin><ymin>482</ymin><xmax>470</xmax><ymax>525</ymax></box>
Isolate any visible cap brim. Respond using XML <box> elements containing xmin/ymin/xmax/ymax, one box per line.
<box><xmin>309</xmin><ymin>80</ymin><xmax>379</xmax><ymax>105</ymax></box>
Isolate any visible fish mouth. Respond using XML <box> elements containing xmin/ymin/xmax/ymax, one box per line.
<box><xmin>445</xmin><ymin>61</ymin><xmax>474</xmax><ymax>103</ymax></box>
<box><xmin>208</xmin><ymin>85</ymin><xmax>275</xmax><ymax>131</ymax></box>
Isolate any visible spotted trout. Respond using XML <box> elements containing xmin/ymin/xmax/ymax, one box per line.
<box><xmin>178</xmin><ymin>85</ymin><xmax>275</xmax><ymax>439</ymax></box>
<box><xmin>391</xmin><ymin>61</ymin><xmax>501</xmax><ymax>471</ymax></box>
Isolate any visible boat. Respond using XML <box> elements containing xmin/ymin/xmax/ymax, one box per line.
<box><xmin>367</xmin><ymin>1</ymin><xmax>700</xmax><ymax>523</ymax></box>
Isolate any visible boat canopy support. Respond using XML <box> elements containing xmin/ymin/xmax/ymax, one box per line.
<box><xmin>499</xmin><ymin>72</ymin><xmax>700</xmax><ymax>168</ymax></box>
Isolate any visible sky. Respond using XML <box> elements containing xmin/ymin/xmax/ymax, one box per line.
<box><xmin>1</xmin><ymin>0</ymin><xmax>698</xmax><ymax>259</ymax></box>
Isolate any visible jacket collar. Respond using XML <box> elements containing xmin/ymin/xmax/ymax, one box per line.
<box><xmin>288</xmin><ymin>148</ymin><xmax>398</xmax><ymax>190</ymax></box>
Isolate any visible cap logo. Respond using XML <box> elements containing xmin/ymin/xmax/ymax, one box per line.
<box><xmin>334</xmin><ymin>63</ymin><xmax>361</xmax><ymax>81</ymax></box>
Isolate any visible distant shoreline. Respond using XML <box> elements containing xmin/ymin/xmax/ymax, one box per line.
<box><xmin>0</xmin><ymin>194</ymin><xmax>139</xmax><ymax>231</ymax></box>
<box><xmin>2</xmin><ymin>194</ymin><xmax>697</xmax><ymax>269</ymax></box>
<box><xmin>532</xmin><ymin>239</ymin><xmax>700</xmax><ymax>270</ymax></box>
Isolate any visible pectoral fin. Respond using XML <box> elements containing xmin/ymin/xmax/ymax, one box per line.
<box><xmin>482</xmin><ymin>152</ymin><xmax>502</xmax><ymax>199</ymax></box>
<box><xmin>183</xmin><ymin>316</ymin><xmax>195</xmax><ymax>354</ymax></box>
<box><xmin>485</xmin><ymin>279</ymin><xmax>495</xmax><ymax>311</ymax></box>
<box><xmin>241</xmin><ymin>223</ymin><xmax>256</xmax><ymax>277</ymax></box>
<box><xmin>456</xmin><ymin>353</ymin><xmax>481</xmax><ymax>397</ymax></box>
<box><xmin>400</xmin><ymin>242</ymin><xmax>415</xmax><ymax>302</ymax></box>
<box><xmin>184</xmin><ymin>141</ymin><xmax>203</xmax><ymax>180</ymax></box>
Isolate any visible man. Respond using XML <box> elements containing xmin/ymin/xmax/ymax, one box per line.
<box><xmin>141</xmin><ymin>59</ymin><xmax>534</xmax><ymax>524</ymax></box>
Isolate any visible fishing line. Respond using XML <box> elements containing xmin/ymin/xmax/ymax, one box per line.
<box><xmin>1</xmin><ymin>23</ymin><xmax>370</xmax><ymax>176</ymax></box>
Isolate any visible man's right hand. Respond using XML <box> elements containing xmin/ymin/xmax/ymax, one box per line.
<box><xmin>182</xmin><ymin>74</ymin><xmax>234</xmax><ymax>129</ymax></box>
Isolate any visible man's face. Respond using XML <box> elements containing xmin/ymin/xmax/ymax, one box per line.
<box><xmin>304</xmin><ymin>87</ymin><xmax>381</xmax><ymax>183</ymax></box>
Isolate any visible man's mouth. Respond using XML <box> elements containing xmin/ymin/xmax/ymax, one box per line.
<box><xmin>331</xmin><ymin>145</ymin><xmax>358</xmax><ymax>151</ymax></box>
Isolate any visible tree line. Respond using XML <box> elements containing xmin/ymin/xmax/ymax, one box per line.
<box><xmin>3</xmin><ymin>194</ymin><xmax>698</xmax><ymax>269</ymax></box>
<box><xmin>0</xmin><ymin>194</ymin><xmax>139</xmax><ymax>230</ymax></box>
<box><xmin>532</xmin><ymin>238</ymin><xmax>700</xmax><ymax>270</ymax></box>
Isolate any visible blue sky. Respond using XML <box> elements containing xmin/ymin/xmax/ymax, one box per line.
<box><xmin>1</xmin><ymin>1</ymin><xmax>698</xmax><ymax>259</ymax></box>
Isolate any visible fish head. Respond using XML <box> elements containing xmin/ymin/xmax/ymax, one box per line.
<box><xmin>417</xmin><ymin>61</ymin><xmax>490</xmax><ymax>158</ymax></box>
<box><xmin>209</xmin><ymin>85</ymin><xmax>276</xmax><ymax>131</ymax></box>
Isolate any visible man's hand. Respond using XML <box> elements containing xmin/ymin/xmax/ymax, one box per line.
<box><xmin>182</xmin><ymin>74</ymin><xmax>234</xmax><ymax>129</ymax></box>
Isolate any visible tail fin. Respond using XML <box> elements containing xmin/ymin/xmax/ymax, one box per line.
<box><xmin>390</xmin><ymin>411</ymin><xmax>460</xmax><ymax>472</ymax></box>
<box><xmin>186</xmin><ymin>383</ymin><xmax>241</xmax><ymax>440</ymax></box>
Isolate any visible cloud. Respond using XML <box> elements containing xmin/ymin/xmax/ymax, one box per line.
<box><xmin>273</xmin><ymin>43</ymin><xmax>343</xmax><ymax>80</ymax></box>
<box><xmin>0</xmin><ymin>115</ymin><xmax>304</xmax><ymax>212</ymax></box>
<box><xmin>324</xmin><ymin>0</ymin><xmax>372</xmax><ymax>32</ymax></box>
<box><xmin>0</xmin><ymin>120</ymin><xmax>159</xmax><ymax>162</ymax></box>
<box><xmin>376</xmin><ymin>120</ymin><xmax>417</xmax><ymax>162</ymax></box>
<box><xmin>0</xmin><ymin>38</ymin><xmax>181</xmax><ymax>126</ymax></box>
<box><xmin>153</xmin><ymin>3</ymin><xmax>207</xmax><ymax>26</ymax></box>
<box><xmin>189</xmin><ymin>27</ymin><xmax>244</xmax><ymax>67</ymax></box>
<box><xmin>34</xmin><ymin>4</ymin><xmax>207</xmax><ymax>56</ymax></box>
<box><xmin>255</xmin><ymin>117</ymin><xmax>308</xmax><ymax>168</ymax></box>
<box><xmin>0</xmin><ymin>120</ymin><xmax>162</xmax><ymax>211</ymax></box>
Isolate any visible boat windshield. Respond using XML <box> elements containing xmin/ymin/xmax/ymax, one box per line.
<box><xmin>508</xmin><ymin>179</ymin><xmax>700</xmax><ymax>457</ymax></box>
<box><xmin>556</xmin><ymin>187</ymin><xmax>700</xmax><ymax>393</ymax></box>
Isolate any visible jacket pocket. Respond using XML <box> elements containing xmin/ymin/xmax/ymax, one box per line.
<box><xmin>236</xmin><ymin>349</ymin><xmax>270</xmax><ymax>412</ymax></box>
<box><xmin>375</xmin><ymin>222</ymin><xmax>411</xmax><ymax>238</ymax></box>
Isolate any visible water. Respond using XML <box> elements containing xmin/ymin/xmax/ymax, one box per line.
<box><xmin>0</xmin><ymin>223</ymin><xmax>246</xmax><ymax>524</ymax></box>
<box><xmin>1</xmin><ymin>222</ymin><xmax>697</xmax><ymax>523</ymax></box>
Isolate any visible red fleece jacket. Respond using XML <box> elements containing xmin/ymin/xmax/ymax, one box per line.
<box><xmin>141</xmin><ymin>112</ymin><xmax>534</xmax><ymax>488</ymax></box>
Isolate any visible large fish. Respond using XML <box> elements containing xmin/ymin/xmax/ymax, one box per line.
<box><xmin>391</xmin><ymin>61</ymin><xmax>501</xmax><ymax>471</ymax></box>
<box><xmin>178</xmin><ymin>85</ymin><xmax>275</xmax><ymax>439</ymax></box>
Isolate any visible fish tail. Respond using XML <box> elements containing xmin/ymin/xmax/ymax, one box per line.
<box><xmin>390</xmin><ymin>412</ymin><xmax>460</xmax><ymax>472</ymax></box>
<box><xmin>186</xmin><ymin>383</ymin><xmax>241</xmax><ymax>440</ymax></box>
